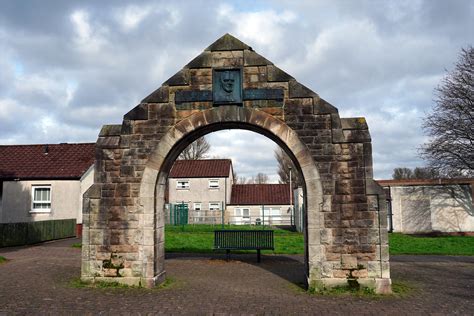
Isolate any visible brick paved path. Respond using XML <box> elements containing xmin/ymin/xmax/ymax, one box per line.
<box><xmin>1</xmin><ymin>238</ymin><xmax>473</xmax><ymax>315</ymax></box>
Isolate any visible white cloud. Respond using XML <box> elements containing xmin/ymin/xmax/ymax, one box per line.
<box><xmin>0</xmin><ymin>0</ymin><xmax>472</xmax><ymax>180</ymax></box>
<box><xmin>70</xmin><ymin>9</ymin><xmax>108</xmax><ymax>53</ymax></box>
<box><xmin>115</xmin><ymin>5</ymin><xmax>153</xmax><ymax>31</ymax></box>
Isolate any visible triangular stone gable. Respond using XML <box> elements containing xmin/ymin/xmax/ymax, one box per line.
<box><xmin>84</xmin><ymin>33</ymin><xmax>391</xmax><ymax>294</ymax></box>
<box><xmin>136</xmin><ymin>33</ymin><xmax>336</xmax><ymax>116</ymax></box>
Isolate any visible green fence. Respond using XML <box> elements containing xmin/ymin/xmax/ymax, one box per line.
<box><xmin>0</xmin><ymin>219</ymin><xmax>76</xmax><ymax>247</ymax></box>
<box><xmin>169</xmin><ymin>203</ymin><xmax>189</xmax><ymax>226</ymax></box>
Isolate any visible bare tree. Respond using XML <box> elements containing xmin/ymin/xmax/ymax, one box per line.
<box><xmin>178</xmin><ymin>137</ymin><xmax>211</xmax><ymax>160</ymax></box>
<box><xmin>392</xmin><ymin>167</ymin><xmax>440</xmax><ymax>179</ymax></box>
<box><xmin>254</xmin><ymin>173</ymin><xmax>269</xmax><ymax>184</ymax></box>
<box><xmin>419</xmin><ymin>47</ymin><xmax>474</xmax><ymax>177</ymax></box>
<box><xmin>234</xmin><ymin>176</ymin><xmax>248</xmax><ymax>184</ymax></box>
<box><xmin>413</xmin><ymin>167</ymin><xmax>440</xmax><ymax>179</ymax></box>
<box><xmin>392</xmin><ymin>167</ymin><xmax>413</xmax><ymax>180</ymax></box>
<box><xmin>275</xmin><ymin>148</ymin><xmax>303</xmax><ymax>186</ymax></box>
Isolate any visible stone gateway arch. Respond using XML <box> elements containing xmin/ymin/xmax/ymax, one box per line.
<box><xmin>81</xmin><ymin>34</ymin><xmax>391</xmax><ymax>293</ymax></box>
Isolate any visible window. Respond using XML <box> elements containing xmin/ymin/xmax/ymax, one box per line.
<box><xmin>176</xmin><ymin>180</ymin><xmax>189</xmax><ymax>189</ymax></box>
<box><xmin>31</xmin><ymin>186</ymin><xmax>51</xmax><ymax>212</ymax></box>
<box><xmin>208</xmin><ymin>179</ymin><xmax>219</xmax><ymax>189</ymax></box>
<box><xmin>234</xmin><ymin>208</ymin><xmax>250</xmax><ymax>218</ymax></box>
<box><xmin>194</xmin><ymin>202</ymin><xmax>202</xmax><ymax>211</ymax></box>
<box><xmin>209</xmin><ymin>202</ymin><xmax>221</xmax><ymax>211</ymax></box>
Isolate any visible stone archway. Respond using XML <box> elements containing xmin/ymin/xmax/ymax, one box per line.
<box><xmin>81</xmin><ymin>34</ymin><xmax>391</xmax><ymax>293</ymax></box>
<box><xmin>141</xmin><ymin>107</ymin><xmax>322</xmax><ymax>287</ymax></box>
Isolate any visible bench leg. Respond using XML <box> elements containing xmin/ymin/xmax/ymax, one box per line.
<box><xmin>257</xmin><ymin>249</ymin><xmax>261</xmax><ymax>263</ymax></box>
<box><xmin>226</xmin><ymin>249</ymin><xmax>230</xmax><ymax>261</ymax></box>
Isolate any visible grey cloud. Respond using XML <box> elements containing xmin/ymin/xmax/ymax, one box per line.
<box><xmin>0</xmin><ymin>0</ymin><xmax>472</xmax><ymax>180</ymax></box>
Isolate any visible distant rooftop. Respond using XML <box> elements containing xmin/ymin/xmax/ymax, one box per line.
<box><xmin>0</xmin><ymin>143</ymin><xmax>95</xmax><ymax>180</ymax></box>
<box><xmin>230</xmin><ymin>184</ymin><xmax>290</xmax><ymax>205</ymax></box>
<box><xmin>376</xmin><ymin>178</ymin><xmax>474</xmax><ymax>186</ymax></box>
<box><xmin>169</xmin><ymin>159</ymin><xmax>232</xmax><ymax>178</ymax></box>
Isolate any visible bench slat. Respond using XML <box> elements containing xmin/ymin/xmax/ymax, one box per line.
<box><xmin>214</xmin><ymin>230</ymin><xmax>274</xmax><ymax>250</ymax></box>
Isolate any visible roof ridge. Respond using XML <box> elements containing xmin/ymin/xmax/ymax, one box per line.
<box><xmin>0</xmin><ymin>142</ymin><xmax>95</xmax><ymax>147</ymax></box>
<box><xmin>176</xmin><ymin>158</ymin><xmax>231</xmax><ymax>161</ymax></box>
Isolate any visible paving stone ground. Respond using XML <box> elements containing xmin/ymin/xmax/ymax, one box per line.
<box><xmin>0</xmin><ymin>238</ymin><xmax>473</xmax><ymax>315</ymax></box>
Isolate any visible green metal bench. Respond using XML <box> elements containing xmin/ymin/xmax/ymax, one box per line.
<box><xmin>214</xmin><ymin>230</ymin><xmax>274</xmax><ymax>262</ymax></box>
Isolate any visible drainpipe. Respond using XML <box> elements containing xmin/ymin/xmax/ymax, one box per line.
<box><xmin>387</xmin><ymin>186</ymin><xmax>393</xmax><ymax>233</ymax></box>
<box><xmin>289</xmin><ymin>166</ymin><xmax>293</xmax><ymax>227</ymax></box>
<box><xmin>224</xmin><ymin>177</ymin><xmax>227</xmax><ymax>228</ymax></box>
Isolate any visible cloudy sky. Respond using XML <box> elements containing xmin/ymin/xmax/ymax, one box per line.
<box><xmin>0</xmin><ymin>1</ymin><xmax>472</xmax><ymax>181</ymax></box>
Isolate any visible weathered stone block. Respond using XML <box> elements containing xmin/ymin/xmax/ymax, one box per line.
<box><xmin>186</xmin><ymin>51</ymin><xmax>212</xmax><ymax>68</ymax></box>
<box><xmin>164</xmin><ymin>69</ymin><xmax>189</xmax><ymax>86</ymax></box>
<box><xmin>205</xmin><ymin>33</ymin><xmax>250</xmax><ymax>51</ymax></box>
<box><xmin>267</xmin><ymin>65</ymin><xmax>293</xmax><ymax>82</ymax></box>
<box><xmin>244</xmin><ymin>50</ymin><xmax>272</xmax><ymax>66</ymax></box>
<box><xmin>142</xmin><ymin>86</ymin><xmax>169</xmax><ymax>103</ymax></box>
<box><xmin>83</xmin><ymin>33</ymin><xmax>389</xmax><ymax>289</ymax></box>
<box><xmin>341</xmin><ymin>254</ymin><xmax>358</xmax><ymax>269</ymax></box>
<box><xmin>211</xmin><ymin>51</ymin><xmax>243</xmax><ymax>67</ymax></box>
<box><xmin>124</xmin><ymin>104</ymin><xmax>149</xmax><ymax>121</ymax></box>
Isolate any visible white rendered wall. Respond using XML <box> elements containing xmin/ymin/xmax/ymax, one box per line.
<box><xmin>389</xmin><ymin>184</ymin><xmax>474</xmax><ymax>233</ymax></box>
<box><xmin>0</xmin><ymin>180</ymin><xmax>81</xmax><ymax>223</ymax></box>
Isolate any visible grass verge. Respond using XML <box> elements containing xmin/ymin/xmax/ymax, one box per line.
<box><xmin>165</xmin><ymin>224</ymin><xmax>304</xmax><ymax>254</ymax></box>
<box><xmin>389</xmin><ymin>233</ymin><xmax>474</xmax><ymax>256</ymax></box>
<box><xmin>165</xmin><ymin>225</ymin><xmax>474</xmax><ymax>256</ymax></box>
<box><xmin>69</xmin><ymin>277</ymin><xmax>177</xmax><ymax>290</ymax></box>
<box><xmin>0</xmin><ymin>256</ymin><xmax>7</xmax><ymax>264</ymax></box>
<box><xmin>307</xmin><ymin>280</ymin><xmax>415</xmax><ymax>298</ymax></box>
<box><xmin>71</xmin><ymin>243</ymin><xmax>82</xmax><ymax>249</ymax></box>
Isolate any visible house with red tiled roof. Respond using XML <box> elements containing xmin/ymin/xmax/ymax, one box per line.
<box><xmin>0</xmin><ymin>143</ymin><xmax>95</xmax><ymax>236</ymax></box>
<box><xmin>168</xmin><ymin>159</ymin><xmax>233</xmax><ymax>224</ymax></box>
<box><xmin>228</xmin><ymin>184</ymin><xmax>293</xmax><ymax>225</ymax></box>
<box><xmin>167</xmin><ymin>159</ymin><xmax>295</xmax><ymax>225</ymax></box>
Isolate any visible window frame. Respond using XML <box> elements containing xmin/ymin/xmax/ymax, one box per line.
<box><xmin>194</xmin><ymin>202</ymin><xmax>202</xmax><ymax>211</ymax></box>
<box><xmin>209</xmin><ymin>202</ymin><xmax>221</xmax><ymax>211</ymax></box>
<box><xmin>31</xmin><ymin>185</ymin><xmax>52</xmax><ymax>213</ymax></box>
<box><xmin>234</xmin><ymin>207</ymin><xmax>250</xmax><ymax>218</ymax></box>
<box><xmin>208</xmin><ymin>179</ymin><xmax>219</xmax><ymax>189</ymax></box>
<box><xmin>176</xmin><ymin>179</ymin><xmax>190</xmax><ymax>190</ymax></box>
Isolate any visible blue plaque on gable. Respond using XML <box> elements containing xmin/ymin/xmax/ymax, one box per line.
<box><xmin>213</xmin><ymin>69</ymin><xmax>242</xmax><ymax>105</ymax></box>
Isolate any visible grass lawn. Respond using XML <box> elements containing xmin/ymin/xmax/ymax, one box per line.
<box><xmin>389</xmin><ymin>233</ymin><xmax>474</xmax><ymax>256</ymax></box>
<box><xmin>165</xmin><ymin>225</ymin><xmax>474</xmax><ymax>256</ymax></box>
<box><xmin>165</xmin><ymin>224</ymin><xmax>304</xmax><ymax>254</ymax></box>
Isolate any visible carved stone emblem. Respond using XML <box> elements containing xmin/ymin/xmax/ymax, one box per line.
<box><xmin>213</xmin><ymin>69</ymin><xmax>242</xmax><ymax>105</ymax></box>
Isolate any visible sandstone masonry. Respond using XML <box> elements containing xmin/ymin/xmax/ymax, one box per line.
<box><xmin>81</xmin><ymin>34</ymin><xmax>391</xmax><ymax>293</ymax></box>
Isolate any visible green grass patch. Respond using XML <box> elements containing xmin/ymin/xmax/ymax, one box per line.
<box><xmin>165</xmin><ymin>224</ymin><xmax>303</xmax><ymax>254</ymax></box>
<box><xmin>391</xmin><ymin>280</ymin><xmax>416</xmax><ymax>297</ymax></box>
<box><xmin>308</xmin><ymin>285</ymin><xmax>376</xmax><ymax>297</ymax></box>
<box><xmin>70</xmin><ymin>278</ymin><xmax>132</xmax><ymax>289</ymax></box>
<box><xmin>0</xmin><ymin>256</ymin><xmax>7</xmax><ymax>264</ymax></box>
<box><xmin>389</xmin><ymin>233</ymin><xmax>474</xmax><ymax>256</ymax></box>
<box><xmin>165</xmin><ymin>225</ymin><xmax>474</xmax><ymax>256</ymax></box>
<box><xmin>71</xmin><ymin>243</ymin><xmax>82</xmax><ymax>249</ymax></box>
<box><xmin>308</xmin><ymin>280</ymin><xmax>415</xmax><ymax>298</ymax></box>
<box><xmin>69</xmin><ymin>277</ymin><xmax>177</xmax><ymax>290</ymax></box>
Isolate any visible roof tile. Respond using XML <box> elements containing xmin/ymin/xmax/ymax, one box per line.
<box><xmin>230</xmin><ymin>184</ymin><xmax>290</xmax><ymax>205</ymax></box>
<box><xmin>169</xmin><ymin>159</ymin><xmax>232</xmax><ymax>178</ymax></box>
<box><xmin>0</xmin><ymin>143</ymin><xmax>95</xmax><ymax>180</ymax></box>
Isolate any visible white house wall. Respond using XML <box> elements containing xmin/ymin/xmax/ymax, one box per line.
<box><xmin>226</xmin><ymin>204</ymin><xmax>293</xmax><ymax>225</ymax></box>
<box><xmin>390</xmin><ymin>184</ymin><xmax>474</xmax><ymax>233</ymax></box>
<box><xmin>168</xmin><ymin>177</ymin><xmax>230</xmax><ymax>209</ymax></box>
<box><xmin>0</xmin><ymin>180</ymin><xmax>81</xmax><ymax>223</ymax></box>
<box><xmin>79</xmin><ymin>166</ymin><xmax>95</xmax><ymax>224</ymax></box>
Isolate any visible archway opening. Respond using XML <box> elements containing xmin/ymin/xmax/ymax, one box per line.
<box><xmin>152</xmin><ymin>122</ymin><xmax>314</xmax><ymax>287</ymax></box>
